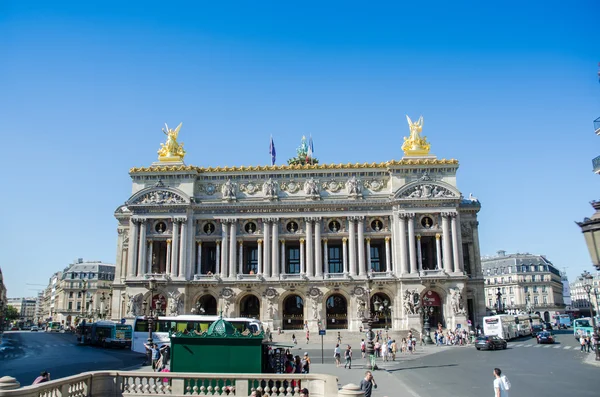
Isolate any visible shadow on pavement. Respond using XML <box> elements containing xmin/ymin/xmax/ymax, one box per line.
<box><xmin>386</xmin><ymin>363</ymin><xmax>458</xmax><ymax>373</ymax></box>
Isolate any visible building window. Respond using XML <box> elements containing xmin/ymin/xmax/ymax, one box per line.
<box><xmin>328</xmin><ymin>245</ymin><xmax>343</xmax><ymax>273</ymax></box>
<box><xmin>370</xmin><ymin>245</ymin><xmax>383</xmax><ymax>272</ymax></box>
<box><xmin>78</xmin><ymin>291</ymin><xmax>82</xmax><ymax>298</ymax></box>
<box><xmin>508</xmin><ymin>267</ymin><xmax>512</xmax><ymax>273</ymax></box>
<box><xmin>69</xmin><ymin>292</ymin><xmax>73</xmax><ymax>298</ymax></box>
<box><xmin>531</xmin><ymin>275</ymin><xmax>536</xmax><ymax>282</ymax></box>
<box><xmin>501</xmin><ymin>277</ymin><xmax>504</xmax><ymax>284</ymax></box>
<box><xmin>494</xmin><ymin>278</ymin><xmax>497</xmax><ymax>284</ymax></box>
<box><xmin>533</xmin><ymin>286</ymin><xmax>538</xmax><ymax>293</ymax></box>
<box><xmin>68</xmin><ymin>302</ymin><xmax>73</xmax><ymax>310</ymax></box>
<box><xmin>543</xmin><ymin>296</ymin><xmax>548</xmax><ymax>304</ymax></box>
<box><xmin>522</xmin><ymin>265</ymin><xmax>527</xmax><ymax>272</ymax></box>
<box><xmin>541</xmin><ymin>286</ymin><xmax>546</xmax><ymax>293</ymax></box>
<box><xmin>534</xmin><ymin>296</ymin><xmax>539</xmax><ymax>305</ymax></box>
<box><xmin>508</xmin><ymin>276</ymin><xmax>512</xmax><ymax>283</ymax></box>
<box><xmin>286</xmin><ymin>246</ymin><xmax>300</xmax><ymax>274</ymax></box>
<box><xmin>488</xmin><ymin>299</ymin><xmax>492</xmax><ymax>307</ymax></box>
<box><xmin>244</xmin><ymin>247</ymin><xmax>259</xmax><ymax>274</ymax></box>
<box><xmin>76</xmin><ymin>302</ymin><xmax>81</xmax><ymax>311</ymax></box>
<box><xmin>509</xmin><ymin>287</ymin><xmax>513</xmax><ymax>294</ymax></box>
<box><xmin>524</xmin><ymin>286</ymin><xmax>529</xmax><ymax>293</ymax></box>
<box><xmin>462</xmin><ymin>243</ymin><xmax>471</xmax><ymax>275</ymax></box>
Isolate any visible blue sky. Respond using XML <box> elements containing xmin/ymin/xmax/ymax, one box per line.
<box><xmin>1</xmin><ymin>1</ymin><xmax>599</xmax><ymax>297</ymax></box>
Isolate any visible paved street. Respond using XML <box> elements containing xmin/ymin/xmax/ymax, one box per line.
<box><xmin>0</xmin><ymin>331</ymin><xmax>145</xmax><ymax>386</ymax></box>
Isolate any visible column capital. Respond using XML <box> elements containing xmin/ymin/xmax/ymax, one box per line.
<box><xmin>216</xmin><ymin>241</ymin><xmax>221</xmax><ymax>246</ymax></box>
<box><xmin>435</xmin><ymin>233</ymin><xmax>441</xmax><ymax>240</ymax></box>
<box><xmin>280</xmin><ymin>239</ymin><xmax>286</xmax><ymax>244</ymax></box>
<box><xmin>132</xmin><ymin>217</ymin><xmax>146</xmax><ymax>224</ymax></box>
<box><xmin>174</xmin><ymin>216</ymin><xmax>187</xmax><ymax>223</ymax></box>
<box><xmin>441</xmin><ymin>211</ymin><xmax>457</xmax><ymax>218</ymax></box>
<box><xmin>322</xmin><ymin>238</ymin><xmax>328</xmax><ymax>243</ymax></box>
<box><xmin>384</xmin><ymin>236</ymin><xmax>390</xmax><ymax>242</ymax></box>
<box><xmin>399</xmin><ymin>213</ymin><xmax>415</xmax><ymax>219</ymax></box>
<box><xmin>261</xmin><ymin>218</ymin><xmax>272</xmax><ymax>223</ymax></box>
<box><xmin>300</xmin><ymin>238</ymin><xmax>305</xmax><ymax>243</ymax></box>
<box><xmin>257</xmin><ymin>239</ymin><xmax>263</xmax><ymax>244</ymax></box>
<box><xmin>238</xmin><ymin>240</ymin><xmax>244</xmax><ymax>245</ymax></box>
<box><xmin>167</xmin><ymin>239</ymin><xmax>172</xmax><ymax>244</ymax></box>
<box><xmin>146</xmin><ymin>239</ymin><xmax>152</xmax><ymax>244</ymax></box>
<box><xmin>342</xmin><ymin>237</ymin><xmax>348</xmax><ymax>243</ymax></box>
<box><xmin>416</xmin><ymin>234</ymin><xmax>421</xmax><ymax>240</ymax></box>
<box><xmin>196</xmin><ymin>240</ymin><xmax>203</xmax><ymax>246</ymax></box>
<box><xmin>470</xmin><ymin>220</ymin><xmax>480</xmax><ymax>227</ymax></box>
<box><xmin>366</xmin><ymin>237</ymin><xmax>371</xmax><ymax>242</ymax></box>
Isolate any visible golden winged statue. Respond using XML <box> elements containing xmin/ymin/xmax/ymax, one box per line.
<box><xmin>401</xmin><ymin>115</ymin><xmax>431</xmax><ymax>156</ymax></box>
<box><xmin>158</xmin><ymin>122</ymin><xmax>186</xmax><ymax>162</ymax></box>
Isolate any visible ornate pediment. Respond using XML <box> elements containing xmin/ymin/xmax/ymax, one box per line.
<box><xmin>130</xmin><ymin>189</ymin><xmax>187</xmax><ymax>205</ymax></box>
<box><xmin>397</xmin><ymin>183</ymin><xmax>459</xmax><ymax>200</ymax></box>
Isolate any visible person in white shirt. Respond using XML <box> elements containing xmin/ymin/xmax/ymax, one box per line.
<box><xmin>493</xmin><ymin>368</ymin><xmax>509</xmax><ymax>397</ymax></box>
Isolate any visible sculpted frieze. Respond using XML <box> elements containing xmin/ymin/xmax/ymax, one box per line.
<box><xmin>363</xmin><ymin>179</ymin><xmax>387</xmax><ymax>191</ymax></box>
<box><xmin>239</xmin><ymin>182</ymin><xmax>261</xmax><ymax>195</ymax></box>
<box><xmin>400</xmin><ymin>184</ymin><xmax>457</xmax><ymax>199</ymax></box>
<box><xmin>280</xmin><ymin>180</ymin><xmax>301</xmax><ymax>193</ymax></box>
<box><xmin>134</xmin><ymin>190</ymin><xmax>186</xmax><ymax>205</ymax></box>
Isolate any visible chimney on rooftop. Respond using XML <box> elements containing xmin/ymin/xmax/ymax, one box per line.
<box><xmin>497</xmin><ymin>250</ymin><xmax>506</xmax><ymax>257</ymax></box>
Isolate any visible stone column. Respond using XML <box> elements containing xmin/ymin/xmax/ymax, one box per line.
<box><xmin>417</xmin><ymin>234</ymin><xmax>423</xmax><ymax>272</ymax></box>
<box><xmin>257</xmin><ymin>239</ymin><xmax>263</xmax><ymax>275</ymax></box>
<box><xmin>137</xmin><ymin>219</ymin><xmax>147</xmax><ymax>277</ymax></box>
<box><xmin>384</xmin><ymin>237</ymin><xmax>391</xmax><ymax>273</ymax></box>
<box><xmin>366</xmin><ymin>238</ymin><xmax>372</xmax><ymax>272</ymax></box>
<box><xmin>178</xmin><ymin>218</ymin><xmax>187</xmax><ymax>278</ymax></box>
<box><xmin>300</xmin><ymin>238</ymin><xmax>306</xmax><ymax>274</ymax></box>
<box><xmin>442</xmin><ymin>213</ymin><xmax>453</xmax><ymax>273</ymax></box>
<box><xmin>280</xmin><ymin>239</ymin><xmax>286</xmax><ymax>276</ymax></box>
<box><xmin>272</xmin><ymin>220</ymin><xmax>280</xmax><ymax>278</ymax></box>
<box><xmin>215</xmin><ymin>241</ymin><xmax>221</xmax><ymax>275</ymax></box>
<box><xmin>127</xmin><ymin>219</ymin><xmax>139</xmax><ymax>278</ymax></box>
<box><xmin>229</xmin><ymin>220</ymin><xmax>237</xmax><ymax>278</ymax></box>
<box><xmin>220</xmin><ymin>221</ymin><xmax>229</xmax><ymax>278</ymax></box>
<box><xmin>407</xmin><ymin>213</ymin><xmax>417</xmax><ymax>274</ymax></box>
<box><xmin>196</xmin><ymin>241</ymin><xmax>202</xmax><ymax>274</ymax></box>
<box><xmin>147</xmin><ymin>240</ymin><xmax>153</xmax><ymax>274</ymax></box>
<box><xmin>306</xmin><ymin>219</ymin><xmax>314</xmax><ymax>277</ymax></box>
<box><xmin>398</xmin><ymin>214</ymin><xmax>408</xmax><ymax>274</ymax></box>
<box><xmin>342</xmin><ymin>237</ymin><xmax>348</xmax><ymax>274</ymax></box>
<box><xmin>263</xmin><ymin>219</ymin><xmax>271</xmax><ymax>277</ymax></box>
<box><xmin>166</xmin><ymin>239</ymin><xmax>172</xmax><ymax>275</ymax></box>
<box><xmin>348</xmin><ymin>218</ymin><xmax>357</xmax><ymax>276</ymax></box>
<box><xmin>314</xmin><ymin>218</ymin><xmax>322</xmax><ymax>277</ymax></box>
<box><xmin>323</xmin><ymin>238</ymin><xmax>329</xmax><ymax>276</ymax></box>
<box><xmin>471</xmin><ymin>221</ymin><xmax>481</xmax><ymax>276</ymax></box>
<box><xmin>435</xmin><ymin>234</ymin><xmax>442</xmax><ymax>270</ymax></box>
<box><xmin>238</xmin><ymin>240</ymin><xmax>244</xmax><ymax>275</ymax></box>
<box><xmin>171</xmin><ymin>219</ymin><xmax>180</xmax><ymax>277</ymax></box>
<box><xmin>451</xmin><ymin>213</ymin><xmax>462</xmax><ymax>273</ymax></box>
<box><xmin>391</xmin><ymin>213</ymin><xmax>398</xmax><ymax>273</ymax></box>
<box><xmin>357</xmin><ymin>217</ymin><xmax>366</xmax><ymax>276</ymax></box>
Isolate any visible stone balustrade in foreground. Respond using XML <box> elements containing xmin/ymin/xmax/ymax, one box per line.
<box><xmin>0</xmin><ymin>371</ymin><xmax>365</xmax><ymax>397</ymax></box>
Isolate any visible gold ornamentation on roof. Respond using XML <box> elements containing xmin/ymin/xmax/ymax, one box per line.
<box><xmin>158</xmin><ymin>122</ymin><xmax>186</xmax><ymax>162</ymax></box>
<box><xmin>402</xmin><ymin>115</ymin><xmax>431</xmax><ymax>156</ymax></box>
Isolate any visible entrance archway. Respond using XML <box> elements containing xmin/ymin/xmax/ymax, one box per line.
<box><xmin>422</xmin><ymin>290</ymin><xmax>443</xmax><ymax>328</ymax></box>
<box><xmin>543</xmin><ymin>311</ymin><xmax>550</xmax><ymax>323</ymax></box>
<box><xmin>283</xmin><ymin>295</ymin><xmax>304</xmax><ymax>330</ymax></box>
<box><xmin>240</xmin><ymin>295</ymin><xmax>260</xmax><ymax>318</ymax></box>
<box><xmin>326</xmin><ymin>294</ymin><xmax>347</xmax><ymax>329</ymax></box>
<box><xmin>195</xmin><ymin>295</ymin><xmax>217</xmax><ymax>315</ymax></box>
<box><xmin>370</xmin><ymin>293</ymin><xmax>392</xmax><ymax>328</ymax></box>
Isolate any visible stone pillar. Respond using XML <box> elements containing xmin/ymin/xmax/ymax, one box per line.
<box><xmin>147</xmin><ymin>240</ymin><xmax>153</xmax><ymax>274</ymax></box>
<box><xmin>314</xmin><ymin>218</ymin><xmax>322</xmax><ymax>277</ymax></box>
<box><xmin>196</xmin><ymin>241</ymin><xmax>202</xmax><ymax>274</ymax></box>
<box><xmin>215</xmin><ymin>241</ymin><xmax>221</xmax><ymax>275</ymax></box>
<box><xmin>435</xmin><ymin>234</ymin><xmax>442</xmax><ymax>270</ymax></box>
<box><xmin>399</xmin><ymin>214</ymin><xmax>408</xmax><ymax>274</ymax></box>
<box><xmin>171</xmin><ymin>219</ymin><xmax>180</xmax><ymax>277</ymax></box>
<box><xmin>471</xmin><ymin>221</ymin><xmax>481</xmax><ymax>276</ymax></box>
<box><xmin>179</xmin><ymin>218</ymin><xmax>187</xmax><ymax>278</ymax></box>
<box><xmin>280</xmin><ymin>239</ymin><xmax>286</xmax><ymax>276</ymax></box>
<box><xmin>166</xmin><ymin>239</ymin><xmax>172</xmax><ymax>275</ymax></box>
<box><xmin>391</xmin><ymin>213</ymin><xmax>397</xmax><ymax>273</ymax></box>
<box><xmin>366</xmin><ymin>238</ymin><xmax>372</xmax><ymax>272</ymax></box>
<box><xmin>407</xmin><ymin>213</ymin><xmax>417</xmax><ymax>274</ymax></box>
<box><xmin>257</xmin><ymin>239</ymin><xmax>263</xmax><ymax>275</ymax></box>
<box><xmin>348</xmin><ymin>218</ymin><xmax>357</xmax><ymax>276</ymax></box>
<box><xmin>300</xmin><ymin>238</ymin><xmax>306</xmax><ymax>274</ymax></box>
<box><xmin>220</xmin><ymin>221</ymin><xmax>228</xmax><ymax>278</ymax></box>
<box><xmin>127</xmin><ymin>219</ymin><xmax>139</xmax><ymax>278</ymax></box>
<box><xmin>342</xmin><ymin>237</ymin><xmax>348</xmax><ymax>274</ymax></box>
<box><xmin>442</xmin><ymin>213</ymin><xmax>453</xmax><ymax>273</ymax></box>
<box><xmin>417</xmin><ymin>234</ymin><xmax>423</xmax><ymax>272</ymax></box>
<box><xmin>263</xmin><ymin>219</ymin><xmax>271</xmax><ymax>277</ymax></box>
<box><xmin>137</xmin><ymin>219</ymin><xmax>147</xmax><ymax>277</ymax></box>
<box><xmin>451</xmin><ymin>214</ymin><xmax>462</xmax><ymax>273</ymax></box>
<box><xmin>384</xmin><ymin>236</ymin><xmax>391</xmax><ymax>273</ymax></box>
<box><xmin>229</xmin><ymin>220</ymin><xmax>237</xmax><ymax>278</ymax></box>
<box><xmin>306</xmin><ymin>219</ymin><xmax>314</xmax><ymax>277</ymax></box>
<box><xmin>357</xmin><ymin>217</ymin><xmax>366</xmax><ymax>276</ymax></box>
<box><xmin>272</xmin><ymin>220</ymin><xmax>279</xmax><ymax>278</ymax></box>
<box><xmin>323</xmin><ymin>238</ymin><xmax>329</xmax><ymax>276</ymax></box>
<box><xmin>238</xmin><ymin>240</ymin><xmax>244</xmax><ymax>275</ymax></box>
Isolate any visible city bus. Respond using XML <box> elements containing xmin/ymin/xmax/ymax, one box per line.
<box><xmin>483</xmin><ymin>315</ymin><xmax>519</xmax><ymax>340</ymax></box>
<box><xmin>131</xmin><ymin>315</ymin><xmax>264</xmax><ymax>354</ymax></box>
<box><xmin>573</xmin><ymin>317</ymin><xmax>599</xmax><ymax>340</ymax></box>
<box><xmin>90</xmin><ymin>321</ymin><xmax>133</xmax><ymax>348</ymax></box>
<box><xmin>514</xmin><ymin>314</ymin><xmax>542</xmax><ymax>337</ymax></box>
<box><xmin>45</xmin><ymin>322</ymin><xmax>61</xmax><ymax>332</ymax></box>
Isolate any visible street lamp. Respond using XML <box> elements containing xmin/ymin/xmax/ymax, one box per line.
<box><xmin>580</xmin><ymin>271</ymin><xmax>600</xmax><ymax>361</ymax></box>
<box><xmin>373</xmin><ymin>297</ymin><xmax>392</xmax><ymax>332</ymax></box>
<box><xmin>576</xmin><ymin>201</ymin><xmax>600</xmax><ymax>271</ymax></box>
<box><xmin>81</xmin><ymin>280</ymin><xmax>88</xmax><ymax>318</ymax></box>
<box><xmin>143</xmin><ymin>277</ymin><xmax>165</xmax><ymax>344</ymax></box>
<box><xmin>496</xmin><ymin>288</ymin><xmax>503</xmax><ymax>314</ymax></box>
<box><xmin>361</xmin><ymin>275</ymin><xmax>378</xmax><ymax>369</ymax></box>
<box><xmin>421</xmin><ymin>304</ymin><xmax>434</xmax><ymax>344</ymax></box>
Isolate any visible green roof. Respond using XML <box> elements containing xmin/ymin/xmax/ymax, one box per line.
<box><xmin>206</xmin><ymin>317</ymin><xmax>236</xmax><ymax>336</ymax></box>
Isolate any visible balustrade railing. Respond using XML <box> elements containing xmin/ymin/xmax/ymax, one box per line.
<box><xmin>0</xmin><ymin>371</ymin><xmax>342</xmax><ymax>397</ymax></box>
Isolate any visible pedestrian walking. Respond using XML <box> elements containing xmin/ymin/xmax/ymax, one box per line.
<box><xmin>160</xmin><ymin>344</ymin><xmax>170</xmax><ymax>366</ymax></box>
<box><xmin>381</xmin><ymin>342</ymin><xmax>388</xmax><ymax>362</ymax></box>
<box><xmin>306</xmin><ymin>330</ymin><xmax>310</xmax><ymax>344</ymax></box>
<box><xmin>334</xmin><ymin>344</ymin><xmax>341</xmax><ymax>367</ymax></box>
<box><xmin>359</xmin><ymin>370</ymin><xmax>378</xmax><ymax>397</ymax></box>
<box><xmin>580</xmin><ymin>336</ymin><xmax>586</xmax><ymax>352</ymax></box>
<box><xmin>391</xmin><ymin>340</ymin><xmax>397</xmax><ymax>361</ymax></box>
<box><xmin>344</xmin><ymin>345</ymin><xmax>353</xmax><ymax>369</ymax></box>
<box><xmin>337</xmin><ymin>332</ymin><xmax>342</xmax><ymax>345</ymax></box>
<box><xmin>301</xmin><ymin>352</ymin><xmax>311</xmax><ymax>373</ymax></box>
<box><xmin>292</xmin><ymin>334</ymin><xmax>297</xmax><ymax>345</ymax></box>
<box><xmin>360</xmin><ymin>339</ymin><xmax>366</xmax><ymax>358</ymax></box>
<box><xmin>492</xmin><ymin>367</ymin><xmax>510</xmax><ymax>397</ymax></box>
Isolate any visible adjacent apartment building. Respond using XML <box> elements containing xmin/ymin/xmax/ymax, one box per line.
<box><xmin>569</xmin><ymin>272</ymin><xmax>600</xmax><ymax>317</ymax></box>
<box><xmin>482</xmin><ymin>250</ymin><xmax>566</xmax><ymax>322</ymax></box>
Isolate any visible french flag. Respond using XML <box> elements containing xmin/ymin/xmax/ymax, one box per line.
<box><xmin>269</xmin><ymin>136</ymin><xmax>276</xmax><ymax>166</ymax></box>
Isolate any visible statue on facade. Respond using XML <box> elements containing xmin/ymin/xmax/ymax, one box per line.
<box><xmin>357</xmin><ymin>298</ymin><xmax>366</xmax><ymax>318</ymax></box>
<box><xmin>450</xmin><ymin>288</ymin><xmax>465</xmax><ymax>315</ymax></box>
<box><xmin>126</xmin><ymin>294</ymin><xmax>139</xmax><ymax>317</ymax></box>
<box><xmin>222</xmin><ymin>179</ymin><xmax>236</xmax><ymax>201</ymax></box>
<box><xmin>263</xmin><ymin>178</ymin><xmax>277</xmax><ymax>198</ymax></box>
<box><xmin>158</xmin><ymin>122</ymin><xmax>186</xmax><ymax>161</ymax></box>
<box><xmin>402</xmin><ymin>115</ymin><xmax>431</xmax><ymax>156</ymax></box>
<box><xmin>346</xmin><ymin>176</ymin><xmax>362</xmax><ymax>197</ymax></box>
<box><xmin>403</xmin><ymin>290</ymin><xmax>415</xmax><ymax>314</ymax></box>
<box><xmin>304</xmin><ymin>178</ymin><xmax>320</xmax><ymax>197</ymax></box>
<box><xmin>168</xmin><ymin>292</ymin><xmax>181</xmax><ymax>316</ymax></box>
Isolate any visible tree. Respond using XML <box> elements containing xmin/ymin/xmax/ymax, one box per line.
<box><xmin>5</xmin><ymin>305</ymin><xmax>19</xmax><ymax>321</ymax></box>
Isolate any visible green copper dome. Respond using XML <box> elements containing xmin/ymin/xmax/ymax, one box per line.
<box><xmin>206</xmin><ymin>317</ymin><xmax>236</xmax><ymax>336</ymax></box>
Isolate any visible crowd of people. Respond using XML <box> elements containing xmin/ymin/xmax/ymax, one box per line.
<box><xmin>433</xmin><ymin>327</ymin><xmax>471</xmax><ymax>346</ymax></box>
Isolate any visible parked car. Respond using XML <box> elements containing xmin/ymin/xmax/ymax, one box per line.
<box><xmin>531</xmin><ymin>325</ymin><xmax>544</xmax><ymax>337</ymax></box>
<box><xmin>475</xmin><ymin>335</ymin><xmax>508</xmax><ymax>350</ymax></box>
<box><xmin>543</xmin><ymin>322</ymin><xmax>553</xmax><ymax>331</ymax></box>
<box><xmin>10</xmin><ymin>326</ymin><xmax>19</xmax><ymax>331</ymax></box>
<box><xmin>536</xmin><ymin>331</ymin><xmax>555</xmax><ymax>344</ymax></box>
<box><xmin>30</xmin><ymin>326</ymin><xmax>39</xmax><ymax>332</ymax></box>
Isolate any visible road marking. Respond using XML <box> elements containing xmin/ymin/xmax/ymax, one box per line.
<box><xmin>534</xmin><ymin>345</ymin><xmax>543</xmax><ymax>348</ymax></box>
<box><xmin>523</xmin><ymin>344</ymin><xmax>533</xmax><ymax>347</ymax></box>
<box><xmin>553</xmin><ymin>345</ymin><xmax>561</xmax><ymax>349</ymax></box>
<box><xmin>543</xmin><ymin>345</ymin><xmax>552</xmax><ymax>348</ymax></box>
<box><xmin>563</xmin><ymin>346</ymin><xmax>572</xmax><ymax>350</ymax></box>
<box><xmin>513</xmin><ymin>343</ymin><xmax>523</xmax><ymax>347</ymax></box>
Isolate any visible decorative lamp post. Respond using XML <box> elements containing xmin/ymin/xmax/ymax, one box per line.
<box><xmin>581</xmin><ymin>271</ymin><xmax>600</xmax><ymax>361</ymax></box>
<box><xmin>144</xmin><ymin>277</ymin><xmax>161</xmax><ymax>344</ymax></box>
<box><xmin>361</xmin><ymin>275</ymin><xmax>378</xmax><ymax>369</ymax></box>
<box><xmin>108</xmin><ymin>287</ymin><xmax>113</xmax><ymax>319</ymax></box>
<box><xmin>88</xmin><ymin>297</ymin><xmax>94</xmax><ymax>321</ymax></box>
<box><xmin>496</xmin><ymin>288</ymin><xmax>503</xmax><ymax>314</ymax></box>
<box><xmin>576</xmin><ymin>201</ymin><xmax>600</xmax><ymax>271</ymax></box>
<box><xmin>81</xmin><ymin>280</ymin><xmax>88</xmax><ymax>318</ymax></box>
<box><xmin>422</xmin><ymin>304</ymin><xmax>434</xmax><ymax>344</ymax></box>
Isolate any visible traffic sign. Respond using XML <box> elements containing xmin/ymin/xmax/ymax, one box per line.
<box><xmin>121</xmin><ymin>318</ymin><xmax>126</xmax><ymax>324</ymax></box>
<box><xmin>319</xmin><ymin>329</ymin><xmax>326</xmax><ymax>336</ymax></box>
